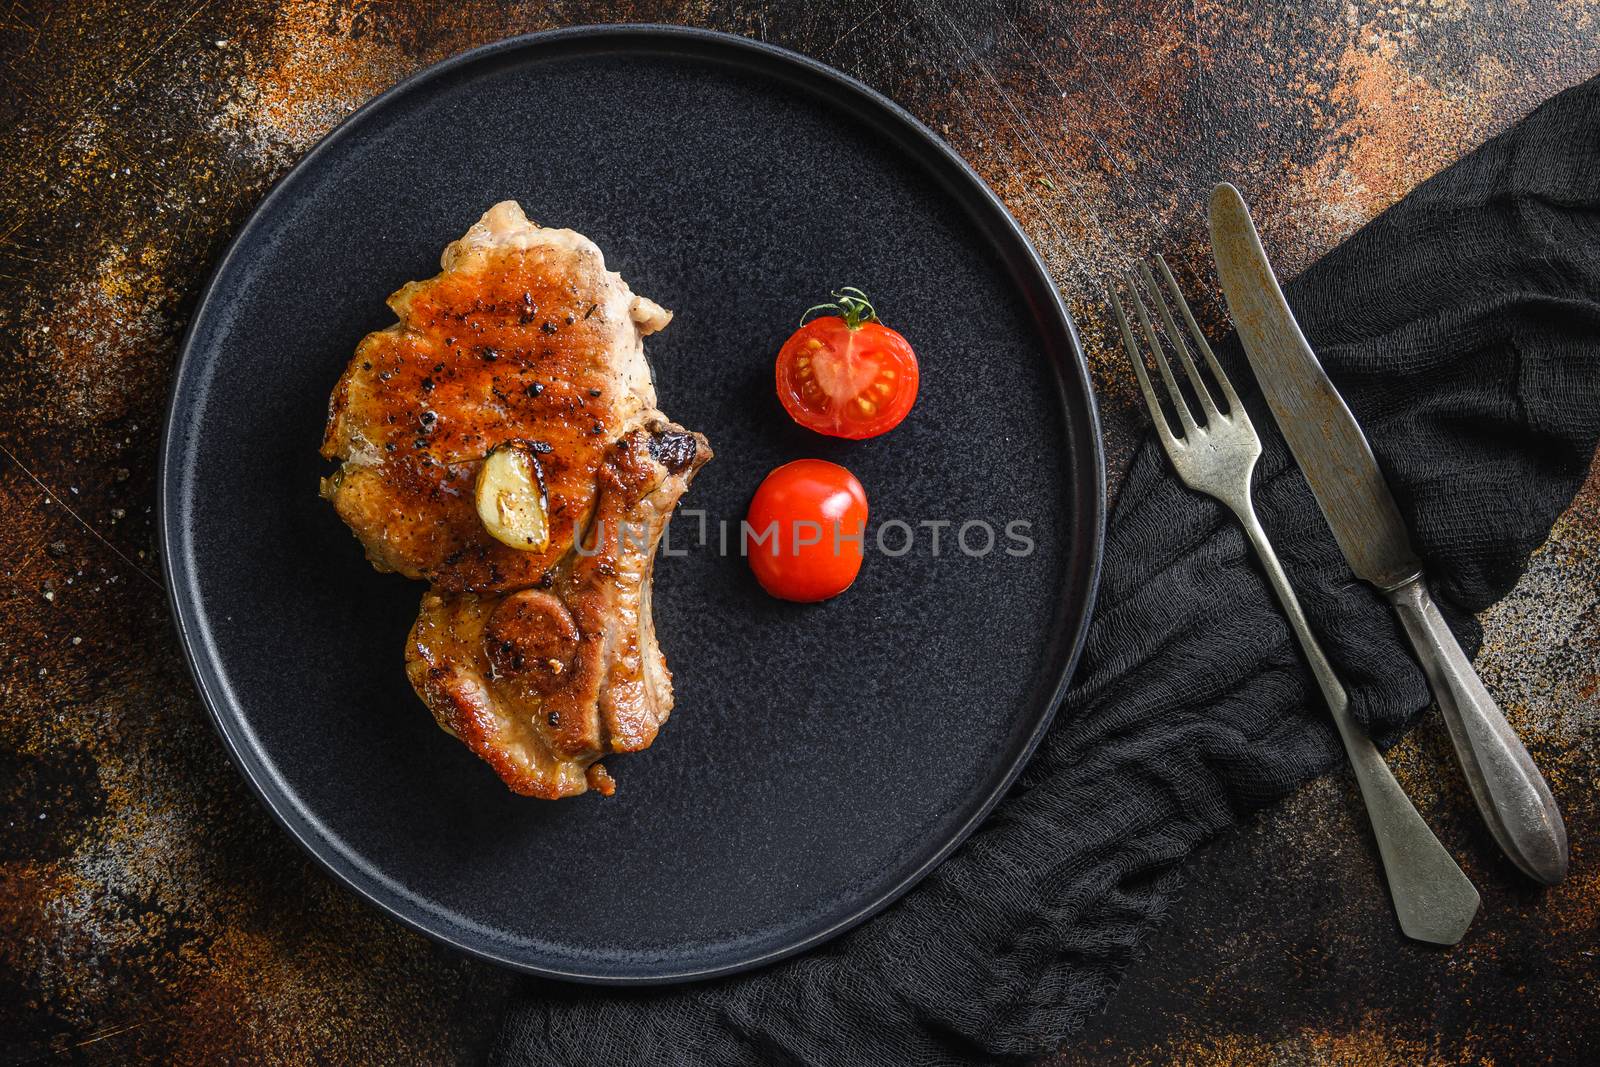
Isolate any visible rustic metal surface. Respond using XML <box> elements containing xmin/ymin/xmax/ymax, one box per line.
<box><xmin>1</xmin><ymin>1</ymin><xmax>1596</xmax><ymax>1062</ymax></box>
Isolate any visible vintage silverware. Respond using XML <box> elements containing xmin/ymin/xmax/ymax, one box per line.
<box><xmin>1111</xmin><ymin>257</ymin><xmax>1480</xmax><ymax>945</ymax></box>
<box><xmin>1208</xmin><ymin>182</ymin><xmax>1569</xmax><ymax>885</ymax></box>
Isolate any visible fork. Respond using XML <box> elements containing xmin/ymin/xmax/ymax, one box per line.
<box><xmin>1110</xmin><ymin>257</ymin><xmax>1480</xmax><ymax>946</ymax></box>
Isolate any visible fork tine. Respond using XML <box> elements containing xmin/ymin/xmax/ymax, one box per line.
<box><xmin>1109</xmin><ymin>287</ymin><xmax>1179</xmax><ymax>450</ymax></box>
<box><xmin>1124</xmin><ymin>271</ymin><xmax>1198</xmax><ymax>435</ymax></box>
<box><xmin>1141</xmin><ymin>259</ymin><xmax>1219</xmax><ymax>420</ymax></box>
<box><xmin>1154</xmin><ymin>255</ymin><xmax>1243</xmax><ymax>413</ymax></box>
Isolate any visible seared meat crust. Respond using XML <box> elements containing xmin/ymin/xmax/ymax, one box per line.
<box><xmin>321</xmin><ymin>202</ymin><xmax>670</xmax><ymax>593</ymax></box>
<box><xmin>406</xmin><ymin>423</ymin><xmax>708</xmax><ymax>798</ymax></box>
<box><xmin>322</xmin><ymin>202</ymin><xmax>709</xmax><ymax>797</ymax></box>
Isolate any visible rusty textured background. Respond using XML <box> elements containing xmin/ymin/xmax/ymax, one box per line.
<box><xmin>2</xmin><ymin>1</ymin><xmax>1597</xmax><ymax>1063</ymax></box>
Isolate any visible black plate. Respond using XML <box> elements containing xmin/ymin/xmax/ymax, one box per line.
<box><xmin>159</xmin><ymin>25</ymin><xmax>1103</xmax><ymax>984</ymax></box>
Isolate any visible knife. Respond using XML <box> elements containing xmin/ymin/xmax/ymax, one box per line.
<box><xmin>1208</xmin><ymin>182</ymin><xmax>1569</xmax><ymax>885</ymax></box>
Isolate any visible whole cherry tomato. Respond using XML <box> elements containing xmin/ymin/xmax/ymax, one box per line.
<box><xmin>776</xmin><ymin>287</ymin><xmax>919</xmax><ymax>439</ymax></box>
<box><xmin>746</xmin><ymin>459</ymin><xmax>869</xmax><ymax>602</ymax></box>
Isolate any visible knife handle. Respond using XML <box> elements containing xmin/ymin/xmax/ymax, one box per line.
<box><xmin>1236</xmin><ymin>512</ymin><xmax>1479</xmax><ymax>945</ymax></box>
<box><xmin>1386</xmin><ymin>576</ymin><xmax>1569</xmax><ymax>885</ymax></box>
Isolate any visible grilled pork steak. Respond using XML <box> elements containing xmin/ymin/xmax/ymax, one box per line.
<box><xmin>321</xmin><ymin>202</ymin><xmax>710</xmax><ymax>797</ymax></box>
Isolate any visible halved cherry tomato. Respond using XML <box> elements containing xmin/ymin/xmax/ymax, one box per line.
<box><xmin>746</xmin><ymin>459</ymin><xmax>868</xmax><ymax>602</ymax></box>
<box><xmin>776</xmin><ymin>287</ymin><xmax>919</xmax><ymax>439</ymax></box>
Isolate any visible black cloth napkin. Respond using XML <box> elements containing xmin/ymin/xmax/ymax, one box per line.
<box><xmin>494</xmin><ymin>75</ymin><xmax>1600</xmax><ymax>1066</ymax></box>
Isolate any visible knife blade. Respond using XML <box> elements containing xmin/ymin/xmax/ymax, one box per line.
<box><xmin>1206</xmin><ymin>181</ymin><xmax>1569</xmax><ymax>885</ymax></box>
<box><xmin>1206</xmin><ymin>183</ymin><xmax>1421</xmax><ymax>591</ymax></box>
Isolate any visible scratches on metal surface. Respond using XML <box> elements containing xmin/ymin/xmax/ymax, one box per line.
<box><xmin>0</xmin><ymin>440</ymin><xmax>161</xmax><ymax>589</ymax></box>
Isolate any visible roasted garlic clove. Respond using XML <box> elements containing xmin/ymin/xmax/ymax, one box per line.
<box><xmin>476</xmin><ymin>441</ymin><xmax>550</xmax><ymax>551</ymax></box>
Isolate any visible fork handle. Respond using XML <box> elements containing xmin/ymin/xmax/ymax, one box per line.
<box><xmin>1236</xmin><ymin>510</ymin><xmax>1480</xmax><ymax>945</ymax></box>
<box><xmin>1386</xmin><ymin>577</ymin><xmax>1568</xmax><ymax>884</ymax></box>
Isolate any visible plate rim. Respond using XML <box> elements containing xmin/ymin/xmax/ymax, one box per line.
<box><xmin>156</xmin><ymin>22</ymin><xmax>1106</xmax><ymax>985</ymax></box>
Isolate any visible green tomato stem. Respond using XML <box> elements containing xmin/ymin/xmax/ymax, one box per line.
<box><xmin>799</xmin><ymin>286</ymin><xmax>880</xmax><ymax>330</ymax></box>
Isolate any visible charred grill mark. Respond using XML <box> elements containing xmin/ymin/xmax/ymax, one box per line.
<box><xmin>648</xmin><ymin>429</ymin><xmax>699</xmax><ymax>473</ymax></box>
